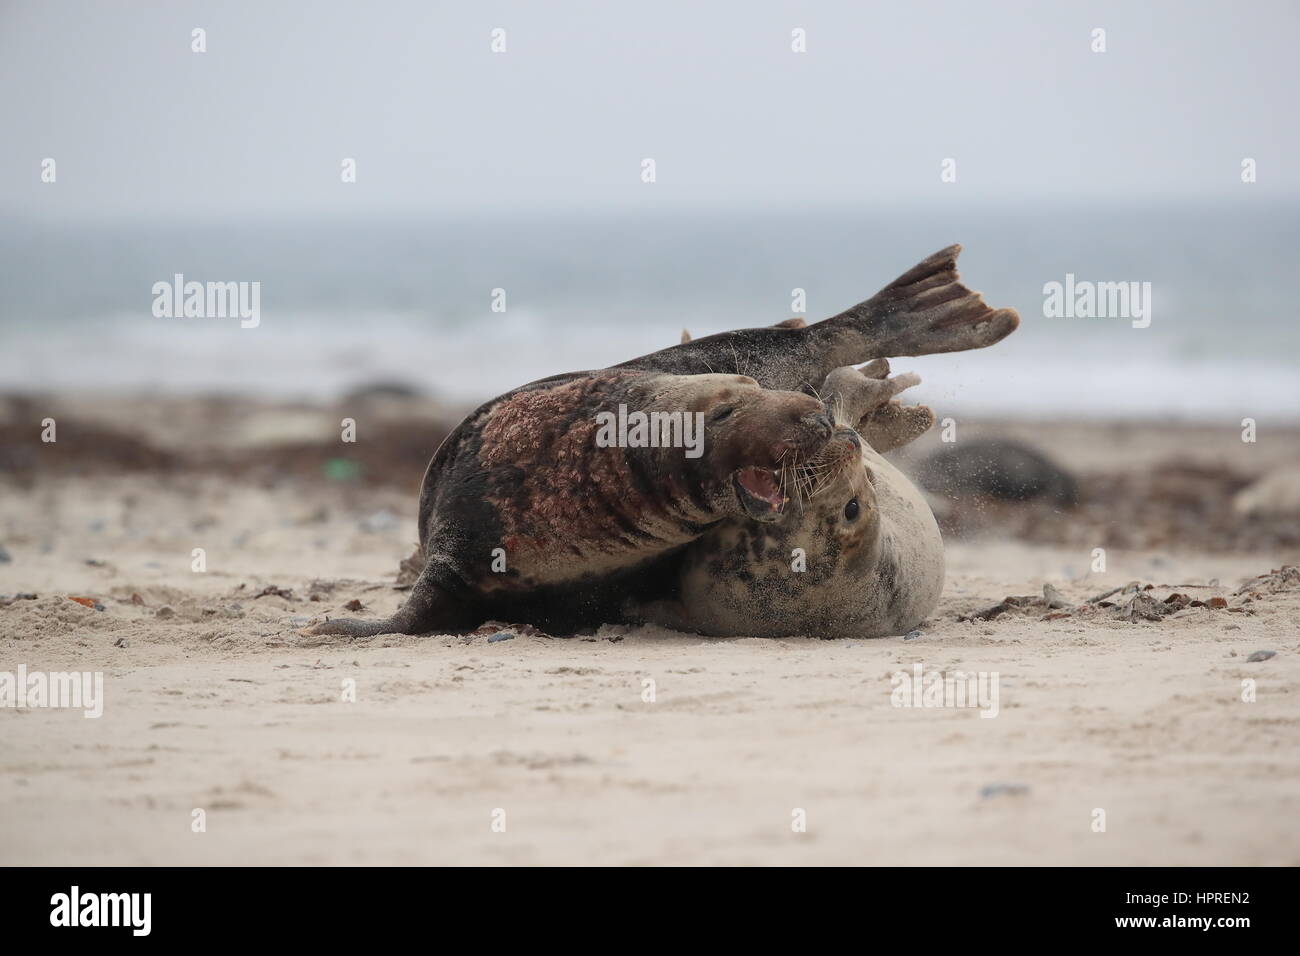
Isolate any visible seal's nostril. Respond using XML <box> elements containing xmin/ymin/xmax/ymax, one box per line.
<box><xmin>813</xmin><ymin>413</ymin><xmax>832</xmax><ymax>436</ymax></box>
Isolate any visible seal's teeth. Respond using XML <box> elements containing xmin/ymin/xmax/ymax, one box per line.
<box><xmin>737</xmin><ymin>467</ymin><xmax>785</xmax><ymax>508</ymax></box>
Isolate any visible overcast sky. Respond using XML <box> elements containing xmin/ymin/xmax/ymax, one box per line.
<box><xmin>3</xmin><ymin>0</ymin><xmax>1296</xmax><ymax>219</ymax></box>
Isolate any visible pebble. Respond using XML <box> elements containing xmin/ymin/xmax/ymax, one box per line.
<box><xmin>980</xmin><ymin>783</ymin><xmax>1031</xmax><ymax>799</ymax></box>
<box><xmin>1246</xmin><ymin>650</ymin><xmax>1276</xmax><ymax>663</ymax></box>
<box><xmin>0</xmin><ymin>545</ymin><xmax>11</xmax><ymax>563</ymax></box>
<box><xmin>487</xmin><ymin>632</ymin><xmax>514</xmax><ymax>644</ymax></box>
<box><xmin>113</xmin><ymin>637</ymin><xmax>129</xmax><ymax>648</ymax></box>
<box><xmin>904</xmin><ymin>630</ymin><xmax>922</xmax><ymax>641</ymax></box>
<box><xmin>155</xmin><ymin>606</ymin><xmax>175</xmax><ymax>619</ymax></box>
<box><xmin>359</xmin><ymin>510</ymin><xmax>399</xmax><ymax>533</ymax></box>
<box><xmin>1042</xmin><ymin>583</ymin><xmax>1072</xmax><ymax>609</ymax></box>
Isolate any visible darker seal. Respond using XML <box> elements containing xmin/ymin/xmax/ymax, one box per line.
<box><xmin>308</xmin><ymin>370</ymin><xmax>833</xmax><ymax>636</ymax></box>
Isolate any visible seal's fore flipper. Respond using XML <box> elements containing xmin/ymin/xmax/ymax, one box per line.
<box><xmin>857</xmin><ymin>401</ymin><xmax>935</xmax><ymax>453</ymax></box>
<box><xmin>821</xmin><ymin>361</ymin><xmax>934</xmax><ymax>453</ymax></box>
<box><xmin>821</xmin><ymin>364</ymin><xmax>920</xmax><ymax>425</ymax></box>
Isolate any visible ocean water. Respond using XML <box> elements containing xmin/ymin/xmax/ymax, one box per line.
<box><xmin>2</xmin><ymin>202</ymin><xmax>1297</xmax><ymax>421</ymax></box>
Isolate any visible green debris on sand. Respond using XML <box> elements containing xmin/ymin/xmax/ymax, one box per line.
<box><xmin>324</xmin><ymin>458</ymin><xmax>362</xmax><ymax>482</ymax></box>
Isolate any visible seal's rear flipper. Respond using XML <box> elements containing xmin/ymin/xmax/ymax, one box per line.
<box><xmin>809</xmin><ymin>244</ymin><xmax>1019</xmax><ymax>368</ymax></box>
<box><xmin>616</xmin><ymin>244</ymin><xmax>1016</xmax><ymax>393</ymax></box>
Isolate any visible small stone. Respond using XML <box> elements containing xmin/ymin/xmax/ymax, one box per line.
<box><xmin>1246</xmin><ymin>650</ymin><xmax>1276</xmax><ymax>663</ymax></box>
<box><xmin>93</xmin><ymin>602</ymin><xmax>106</xmax><ymax>612</ymax></box>
<box><xmin>155</xmin><ymin>605</ymin><xmax>175</xmax><ymax>619</ymax></box>
<box><xmin>904</xmin><ymin>629</ymin><xmax>922</xmax><ymax>641</ymax></box>
<box><xmin>113</xmin><ymin>637</ymin><xmax>129</xmax><ymax>648</ymax></box>
<box><xmin>15</xmin><ymin>592</ymin><xmax>37</xmax><ymax>600</ymax></box>
<box><xmin>1117</xmin><ymin>592</ymin><xmax>1165</xmax><ymax>622</ymax></box>
<box><xmin>487</xmin><ymin>632</ymin><xmax>514</xmax><ymax>644</ymax></box>
<box><xmin>344</xmin><ymin>599</ymin><xmax>364</xmax><ymax>611</ymax></box>
<box><xmin>1207</xmin><ymin>597</ymin><xmax>1228</xmax><ymax>609</ymax></box>
<box><xmin>980</xmin><ymin>783</ymin><xmax>1030</xmax><ymax>799</ymax></box>
<box><xmin>0</xmin><ymin>545</ymin><xmax>11</xmax><ymax>563</ymax></box>
<box><xmin>254</xmin><ymin>585</ymin><xmax>294</xmax><ymax>600</ymax></box>
<box><xmin>130</xmin><ymin>592</ymin><xmax>144</xmax><ymax>605</ymax></box>
<box><xmin>1042</xmin><ymin>583</ymin><xmax>1072</xmax><ymax>610</ymax></box>
<box><xmin>359</xmin><ymin>510</ymin><xmax>399</xmax><ymax>533</ymax></box>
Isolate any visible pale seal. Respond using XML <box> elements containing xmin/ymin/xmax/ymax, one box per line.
<box><xmin>630</xmin><ymin>361</ymin><xmax>947</xmax><ymax>638</ymax></box>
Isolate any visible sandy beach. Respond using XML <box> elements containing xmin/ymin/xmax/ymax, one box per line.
<box><xmin>2</xmin><ymin>392</ymin><xmax>1297</xmax><ymax>866</ymax></box>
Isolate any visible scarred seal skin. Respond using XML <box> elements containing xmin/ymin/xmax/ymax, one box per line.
<box><xmin>306</xmin><ymin>244</ymin><xmax>1018</xmax><ymax>638</ymax></box>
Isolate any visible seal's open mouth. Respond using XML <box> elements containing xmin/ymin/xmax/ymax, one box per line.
<box><xmin>733</xmin><ymin>467</ymin><xmax>788</xmax><ymax>521</ymax></box>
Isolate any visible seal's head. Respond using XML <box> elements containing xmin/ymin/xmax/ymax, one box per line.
<box><xmin>777</xmin><ymin>420</ymin><xmax>883</xmax><ymax>575</ymax></box>
<box><xmin>649</xmin><ymin>373</ymin><xmax>836</xmax><ymax>523</ymax></box>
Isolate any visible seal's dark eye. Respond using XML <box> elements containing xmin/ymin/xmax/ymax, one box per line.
<box><xmin>710</xmin><ymin>405</ymin><xmax>735</xmax><ymax>423</ymax></box>
<box><xmin>844</xmin><ymin>498</ymin><xmax>860</xmax><ymax>521</ymax></box>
